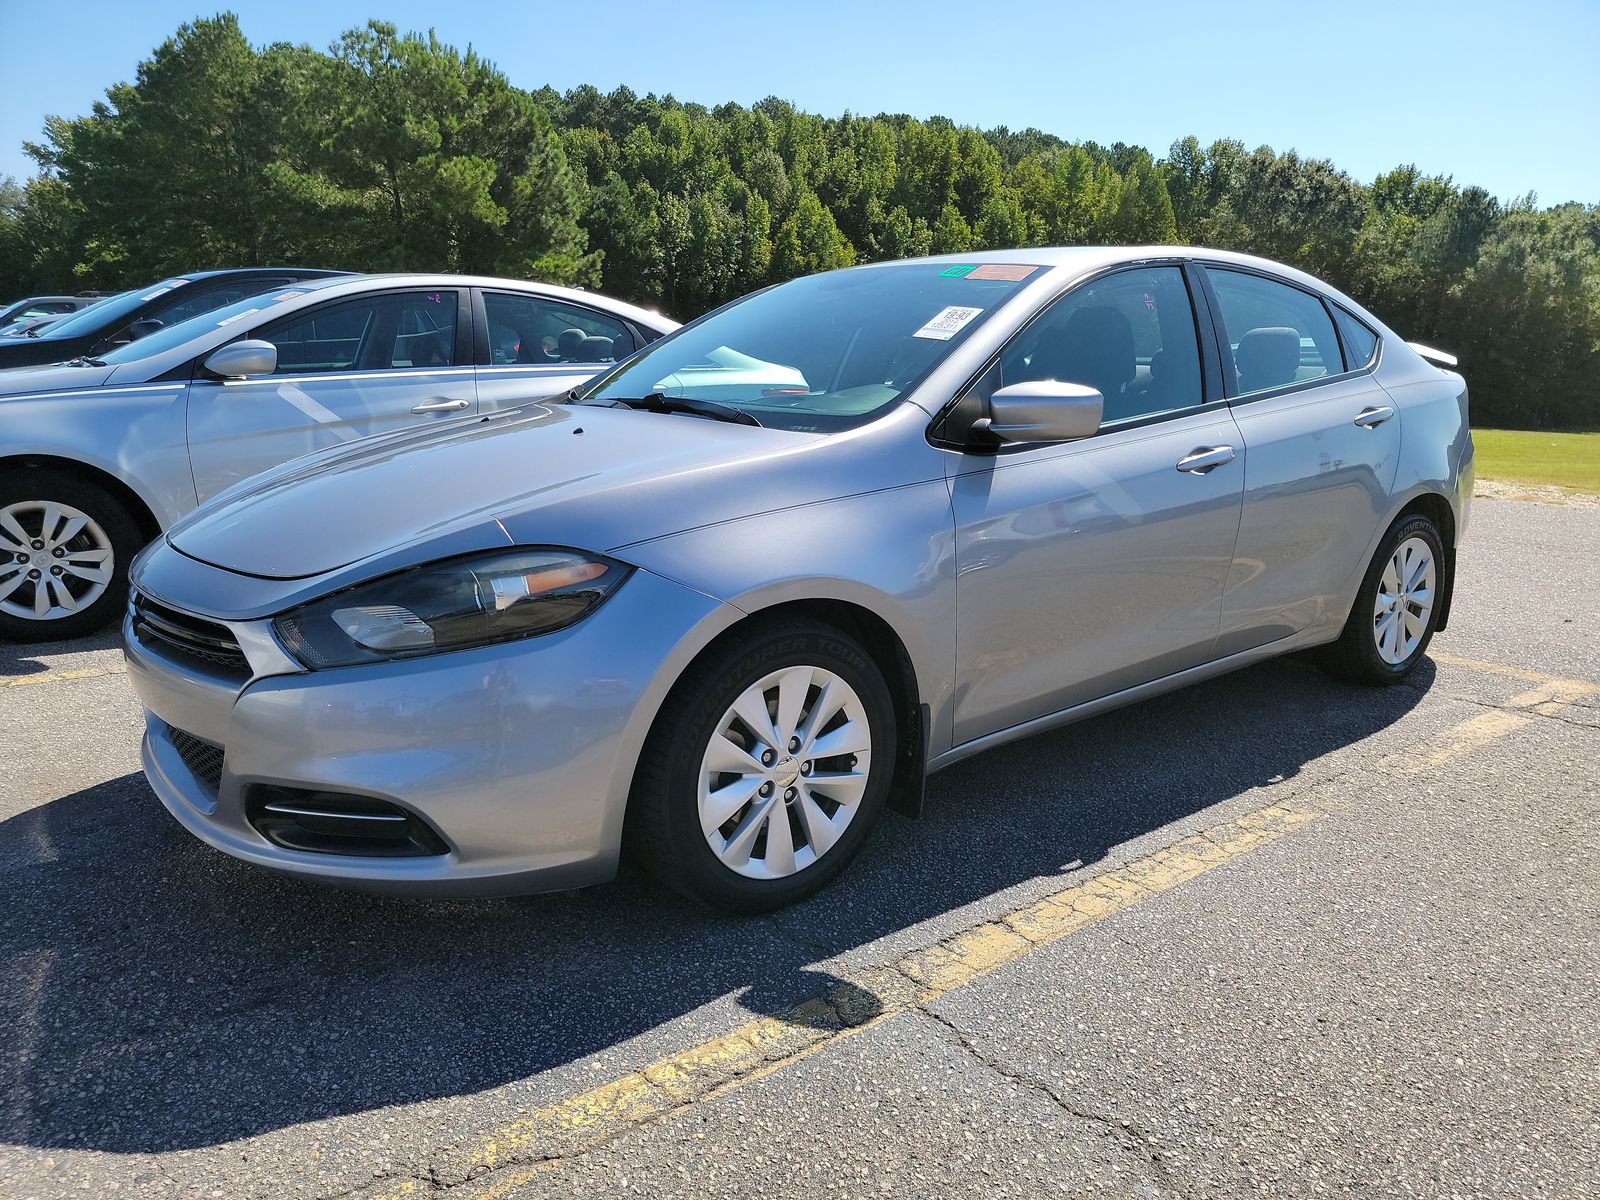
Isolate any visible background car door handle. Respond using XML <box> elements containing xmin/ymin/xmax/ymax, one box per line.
<box><xmin>1175</xmin><ymin>445</ymin><xmax>1237</xmax><ymax>474</ymax></box>
<box><xmin>411</xmin><ymin>398</ymin><xmax>471</xmax><ymax>414</ymax></box>
<box><xmin>1353</xmin><ymin>405</ymin><xmax>1395</xmax><ymax>428</ymax></box>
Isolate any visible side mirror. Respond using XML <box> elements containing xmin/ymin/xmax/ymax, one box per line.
<box><xmin>980</xmin><ymin>381</ymin><xmax>1104</xmax><ymax>444</ymax></box>
<box><xmin>127</xmin><ymin>318</ymin><xmax>165</xmax><ymax>341</ymax></box>
<box><xmin>203</xmin><ymin>339</ymin><xmax>278</xmax><ymax>379</ymax></box>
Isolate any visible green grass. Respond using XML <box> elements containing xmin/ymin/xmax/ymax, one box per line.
<box><xmin>1473</xmin><ymin>429</ymin><xmax>1600</xmax><ymax>495</ymax></box>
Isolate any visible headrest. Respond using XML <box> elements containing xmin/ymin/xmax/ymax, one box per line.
<box><xmin>577</xmin><ymin>335</ymin><xmax>614</xmax><ymax>362</ymax></box>
<box><xmin>1235</xmin><ymin>327</ymin><xmax>1300</xmax><ymax>390</ymax></box>
<box><xmin>556</xmin><ymin>327</ymin><xmax>587</xmax><ymax>359</ymax></box>
<box><xmin>1033</xmin><ymin>305</ymin><xmax>1136</xmax><ymax>395</ymax></box>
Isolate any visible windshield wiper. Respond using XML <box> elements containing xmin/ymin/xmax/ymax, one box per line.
<box><xmin>607</xmin><ymin>392</ymin><xmax>762</xmax><ymax>427</ymax></box>
<box><xmin>65</xmin><ymin>356</ymin><xmax>107</xmax><ymax>367</ymax></box>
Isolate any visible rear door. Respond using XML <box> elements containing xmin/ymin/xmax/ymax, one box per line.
<box><xmin>186</xmin><ymin>287</ymin><xmax>476</xmax><ymax>502</ymax></box>
<box><xmin>1196</xmin><ymin>264</ymin><xmax>1401</xmax><ymax>654</ymax></box>
<box><xmin>473</xmin><ymin>289</ymin><xmax>640</xmax><ymax>410</ymax></box>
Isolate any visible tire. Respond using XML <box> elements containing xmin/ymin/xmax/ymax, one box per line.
<box><xmin>1319</xmin><ymin>513</ymin><xmax>1446</xmax><ymax>685</ymax></box>
<box><xmin>628</xmin><ymin>617</ymin><xmax>897</xmax><ymax>913</ymax></box>
<box><xmin>0</xmin><ymin>467</ymin><xmax>144</xmax><ymax>642</ymax></box>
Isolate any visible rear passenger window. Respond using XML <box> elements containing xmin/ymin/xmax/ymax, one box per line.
<box><xmin>995</xmin><ymin>265</ymin><xmax>1204</xmax><ymax>424</ymax></box>
<box><xmin>1209</xmin><ymin>269</ymin><xmax>1342</xmax><ymax>397</ymax></box>
<box><xmin>1333</xmin><ymin>305</ymin><xmax>1378</xmax><ymax>369</ymax></box>
<box><xmin>483</xmin><ymin>292</ymin><xmax>634</xmax><ymax>366</ymax></box>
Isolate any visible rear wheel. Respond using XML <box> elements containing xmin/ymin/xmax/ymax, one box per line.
<box><xmin>628</xmin><ymin>618</ymin><xmax>896</xmax><ymax>913</ymax></box>
<box><xmin>1320</xmin><ymin>513</ymin><xmax>1445</xmax><ymax>685</ymax></box>
<box><xmin>0</xmin><ymin>468</ymin><xmax>143</xmax><ymax>642</ymax></box>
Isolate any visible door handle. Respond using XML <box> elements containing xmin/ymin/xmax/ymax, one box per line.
<box><xmin>1175</xmin><ymin>445</ymin><xmax>1237</xmax><ymax>474</ymax></box>
<box><xmin>411</xmin><ymin>398</ymin><xmax>471</xmax><ymax>414</ymax></box>
<box><xmin>1353</xmin><ymin>405</ymin><xmax>1395</xmax><ymax>428</ymax></box>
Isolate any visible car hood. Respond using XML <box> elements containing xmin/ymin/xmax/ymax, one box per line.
<box><xmin>166</xmin><ymin>402</ymin><xmax>831</xmax><ymax>580</ymax></box>
<box><xmin>0</xmin><ymin>362</ymin><xmax>117</xmax><ymax>397</ymax></box>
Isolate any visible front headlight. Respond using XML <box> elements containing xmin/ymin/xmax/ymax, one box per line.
<box><xmin>274</xmin><ymin>548</ymin><xmax>631</xmax><ymax>668</ymax></box>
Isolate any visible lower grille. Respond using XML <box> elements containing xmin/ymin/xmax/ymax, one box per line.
<box><xmin>168</xmin><ymin>726</ymin><xmax>225</xmax><ymax>795</ymax></box>
<box><xmin>133</xmin><ymin>594</ymin><xmax>250</xmax><ymax>676</ymax></box>
<box><xmin>246</xmin><ymin>786</ymin><xmax>448</xmax><ymax>858</ymax></box>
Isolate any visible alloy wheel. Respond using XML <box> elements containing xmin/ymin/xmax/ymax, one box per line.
<box><xmin>1372</xmin><ymin>535</ymin><xmax>1435</xmax><ymax>665</ymax></box>
<box><xmin>0</xmin><ymin>500</ymin><xmax>116</xmax><ymax>622</ymax></box>
<box><xmin>697</xmin><ymin>664</ymin><xmax>874</xmax><ymax>880</ymax></box>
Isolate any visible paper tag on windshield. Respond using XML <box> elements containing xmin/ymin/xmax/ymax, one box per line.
<box><xmin>913</xmin><ymin>306</ymin><xmax>983</xmax><ymax>341</ymax></box>
<box><xmin>216</xmin><ymin>307</ymin><xmax>261</xmax><ymax>327</ymax></box>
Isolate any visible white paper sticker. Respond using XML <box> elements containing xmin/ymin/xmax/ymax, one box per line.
<box><xmin>913</xmin><ymin>305</ymin><xmax>983</xmax><ymax>341</ymax></box>
<box><xmin>139</xmin><ymin>281</ymin><xmax>183</xmax><ymax>301</ymax></box>
<box><xmin>216</xmin><ymin>307</ymin><xmax>261</xmax><ymax>327</ymax></box>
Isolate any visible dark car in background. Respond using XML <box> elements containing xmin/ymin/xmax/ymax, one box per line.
<box><xmin>0</xmin><ymin>268</ymin><xmax>347</xmax><ymax>368</ymax></box>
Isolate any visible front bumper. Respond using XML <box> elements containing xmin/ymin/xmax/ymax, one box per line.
<box><xmin>124</xmin><ymin>568</ymin><xmax>730</xmax><ymax>896</ymax></box>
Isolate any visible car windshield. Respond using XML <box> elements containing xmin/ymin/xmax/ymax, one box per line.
<box><xmin>578</xmin><ymin>262</ymin><xmax>1042</xmax><ymax>433</ymax></box>
<box><xmin>32</xmin><ymin>283</ymin><xmax>178</xmax><ymax>338</ymax></box>
<box><xmin>97</xmin><ymin>285</ymin><xmax>319</xmax><ymax>364</ymax></box>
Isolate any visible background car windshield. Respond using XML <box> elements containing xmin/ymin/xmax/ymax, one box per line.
<box><xmin>581</xmin><ymin>262</ymin><xmax>1040</xmax><ymax>432</ymax></box>
<box><xmin>32</xmin><ymin>284</ymin><xmax>168</xmax><ymax>338</ymax></box>
<box><xmin>97</xmin><ymin>287</ymin><xmax>316</xmax><ymax>363</ymax></box>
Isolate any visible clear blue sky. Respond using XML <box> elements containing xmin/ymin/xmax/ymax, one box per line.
<box><xmin>2</xmin><ymin>0</ymin><xmax>1597</xmax><ymax>205</ymax></box>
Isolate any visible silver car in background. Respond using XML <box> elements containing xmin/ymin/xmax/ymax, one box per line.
<box><xmin>0</xmin><ymin>274</ymin><xmax>675</xmax><ymax>639</ymax></box>
<box><xmin>124</xmin><ymin>247</ymin><xmax>1473</xmax><ymax>912</ymax></box>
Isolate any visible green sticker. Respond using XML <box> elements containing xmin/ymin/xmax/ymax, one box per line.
<box><xmin>939</xmin><ymin>264</ymin><xmax>977</xmax><ymax>277</ymax></box>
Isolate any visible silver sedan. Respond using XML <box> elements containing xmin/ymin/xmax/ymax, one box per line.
<box><xmin>123</xmin><ymin>248</ymin><xmax>1472</xmax><ymax>912</ymax></box>
<box><xmin>0</xmin><ymin>274</ymin><xmax>675</xmax><ymax>640</ymax></box>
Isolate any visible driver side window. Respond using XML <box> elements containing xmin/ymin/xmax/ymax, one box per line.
<box><xmin>997</xmin><ymin>266</ymin><xmax>1204</xmax><ymax>425</ymax></box>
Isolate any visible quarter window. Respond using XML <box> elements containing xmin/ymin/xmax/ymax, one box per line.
<box><xmin>483</xmin><ymin>292</ymin><xmax>634</xmax><ymax>365</ymax></box>
<box><xmin>994</xmin><ymin>265</ymin><xmax>1205</xmax><ymax>424</ymax></box>
<box><xmin>1208</xmin><ymin>269</ymin><xmax>1342</xmax><ymax>396</ymax></box>
<box><xmin>260</xmin><ymin>292</ymin><xmax>459</xmax><ymax>374</ymax></box>
<box><xmin>1333</xmin><ymin>305</ymin><xmax>1379</xmax><ymax>369</ymax></box>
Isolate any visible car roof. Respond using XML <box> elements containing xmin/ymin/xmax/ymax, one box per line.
<box><xmin>288</xmin><ymin>272</ymin><xmax>676</xmax><ymax>331</ymax></box>
<box><xmin>175</xmin><ymin>267</ymin><xmax>352</xmax><ymax>282</ymax></box>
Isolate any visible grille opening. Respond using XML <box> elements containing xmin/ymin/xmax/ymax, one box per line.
<box><xmin>168</xmin><ymin>726</ymin><xmax>225</xmax><ymax>796</ymax></box>
<box><xmin>246</xmin><ymin>786</ymin><xmax>448</xmax><ymax>858</ymax></box>
<box><xmin>133</xmin><ymin>594</ymin><xmax>249</xmax><ymax>675</ymax></box>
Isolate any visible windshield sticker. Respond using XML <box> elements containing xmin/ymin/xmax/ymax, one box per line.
<box><xmin>938</xmin><ymin>264</ymin><xmax>977</xmax><ymax>277</ymax></box>
<box><xmin>139</xmin><ymin>281</ymin><xmax>183</xmax><ymax>301</ymax></box>
<box><xmin>913</xmin><ymin>305</ymin><xmax>984</xmax><ymax>341</ymax></box>
<box><xmin>966</xmin><ymin>264</ymin><xmax>1039</xmax><ymax>282</ymax></box>
<box><xmin>271</xmin><ymin>290</ymin><xmax>307</xmax><ymax>303</ymax></box>
<box><xmin>216</xmin><ymin>307</ymin><xmax>262</xmax><ymax>327</ymax></box>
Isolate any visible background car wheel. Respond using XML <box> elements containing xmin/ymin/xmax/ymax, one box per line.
<box><xmin>0</xmin><ymin>467</ymin><xmax>144</xmax><ymax>642</ymax></box>
<box><xmin>628</xmin><ymin>617</ymin><xmax>897</xmax><ymax>913</ymax></box>
<box><xmin>1319</xmin><ymin>513</ymin><xmax>1446</xmax><ymax>685</ymax></box>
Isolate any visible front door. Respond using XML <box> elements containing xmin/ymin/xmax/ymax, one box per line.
<box><xmin>186</xmin><ymin>288</ymin><xmax>476</xmax><ymax>503</ymax></box>
<box><xmin>950</xmin><ymin>264</ymin><xmax>1245</xmax><ymax>746</ymax></box>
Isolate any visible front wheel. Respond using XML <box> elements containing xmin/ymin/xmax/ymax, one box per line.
<box><xmin>0</xmin><ymin>468</ymin><xmax>144</xmax><ymax>642</ymax></box>
<box><xmin>1319</xmin><ymin>513</ymin><xmax>1446</xmax><ymax>685</ymax></box>
<box><xmin>628</xmin><ymin>618</ymin><xmax>897</xmax><ymax>913</ymax></box>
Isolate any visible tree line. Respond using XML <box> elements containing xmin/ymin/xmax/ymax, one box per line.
<box><xmin>0</xmin><ymin>14</ymin><xmax>1594</xmax><ymax>429</ymax></box>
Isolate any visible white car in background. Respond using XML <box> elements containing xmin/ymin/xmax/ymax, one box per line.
<box><xmin>0</xmin><ymin>274</ymin><xmax>675</xmax><ymax>640</ymax></box>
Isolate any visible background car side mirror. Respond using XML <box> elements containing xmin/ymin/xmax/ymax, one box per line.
<box><xmin>203</xmin><ymin>339</ymin><xmax>278</xmax><ymax>379</ymax></box>
<box><xmin>979</xmin><ymin>381</ymin><xmax>1104</xmax><ymax>444</ymax></box>
<box><xmin>127</xmin><ymin>318</ymin><xmax>165</xmax><ymax>341</ymax></box>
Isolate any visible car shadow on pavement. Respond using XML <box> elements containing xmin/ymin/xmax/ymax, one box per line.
<box><xmin>0</xmin><ymin>656</ymin><xmax>1432</xmax><ymax>1153</ymax></box>
<box><xmin>0</xmin><ymin>627</ymin><xmax>122</xmax><ymax>676</ymax></box>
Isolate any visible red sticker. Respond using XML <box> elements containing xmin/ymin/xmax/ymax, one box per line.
<box><xmin>966</xmin><ymin>264</ymin><xmax>1040</xmax><ymax>282</ymax></box>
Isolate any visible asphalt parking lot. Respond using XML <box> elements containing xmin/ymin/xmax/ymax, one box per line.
<box><xmin>2</xmin><ymin>496</ymin><xmax>1597</xmax><ymax>1200</ymax></box>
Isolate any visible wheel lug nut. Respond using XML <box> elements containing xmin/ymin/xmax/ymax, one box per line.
<box><xmin>800</xmin><ymin>761</ymin><xmax>812</xmax><ymax>776</ymax></box>
<box><xmin>30</xmin><ymin>539</ymin><xmax>44</xmax><ymax>550</ymax></box>
<box><xmin>27</xmin><ymin>569</ymin><xmax>41</xmax><ymax>580</ymax></box>
<box><xmin>50</xmin><ymin>566</ymin><xmax>63</xmax><ymax>576</ymax></box>
<box><xmin>52</xmin><ymin>547</ymin><xmax>64</xmax><ymax>557</ymax></box>
<box><xmin>788</xmin><ymin>736</ymin><xmax>800</xmax><ymax>752</ymax></box>
<box><xmin>784</xmin><ymin>787</ymin><xmax>797</xmax><ymax>802</ymax></box>
<box><xmin>759</xmin><ymin>782</ymin><xmax>773</xmax><ymax>797</ymax></box>
<box><xmin>12</xmin><ymin>552</ymin><xmax>24</xmax><ymax>563</ymax></box>
<box><xmin>761</xmin><ymin>749</ymin><xmax>775</xmax><ymax>766</ymax></box>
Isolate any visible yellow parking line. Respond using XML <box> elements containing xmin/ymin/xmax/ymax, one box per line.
<box><xmin>1381</xmin><ymin>676</ymin><xmax>1597</xmax><ymax>774</ymax></box>
<box><xmin>1427</xmin><ymin>651</ymin><xmax>1587</xmax><ymax>688</ymax></box>
<box><xmin>0</xmin><ymin>663</ymin><xmax>127</xmax><ymax>688</ymax></box>
<box><xmin>387</xmin><ymin>801</ymin><xmax>1323</xmax><ymax>1199</ymax></box>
